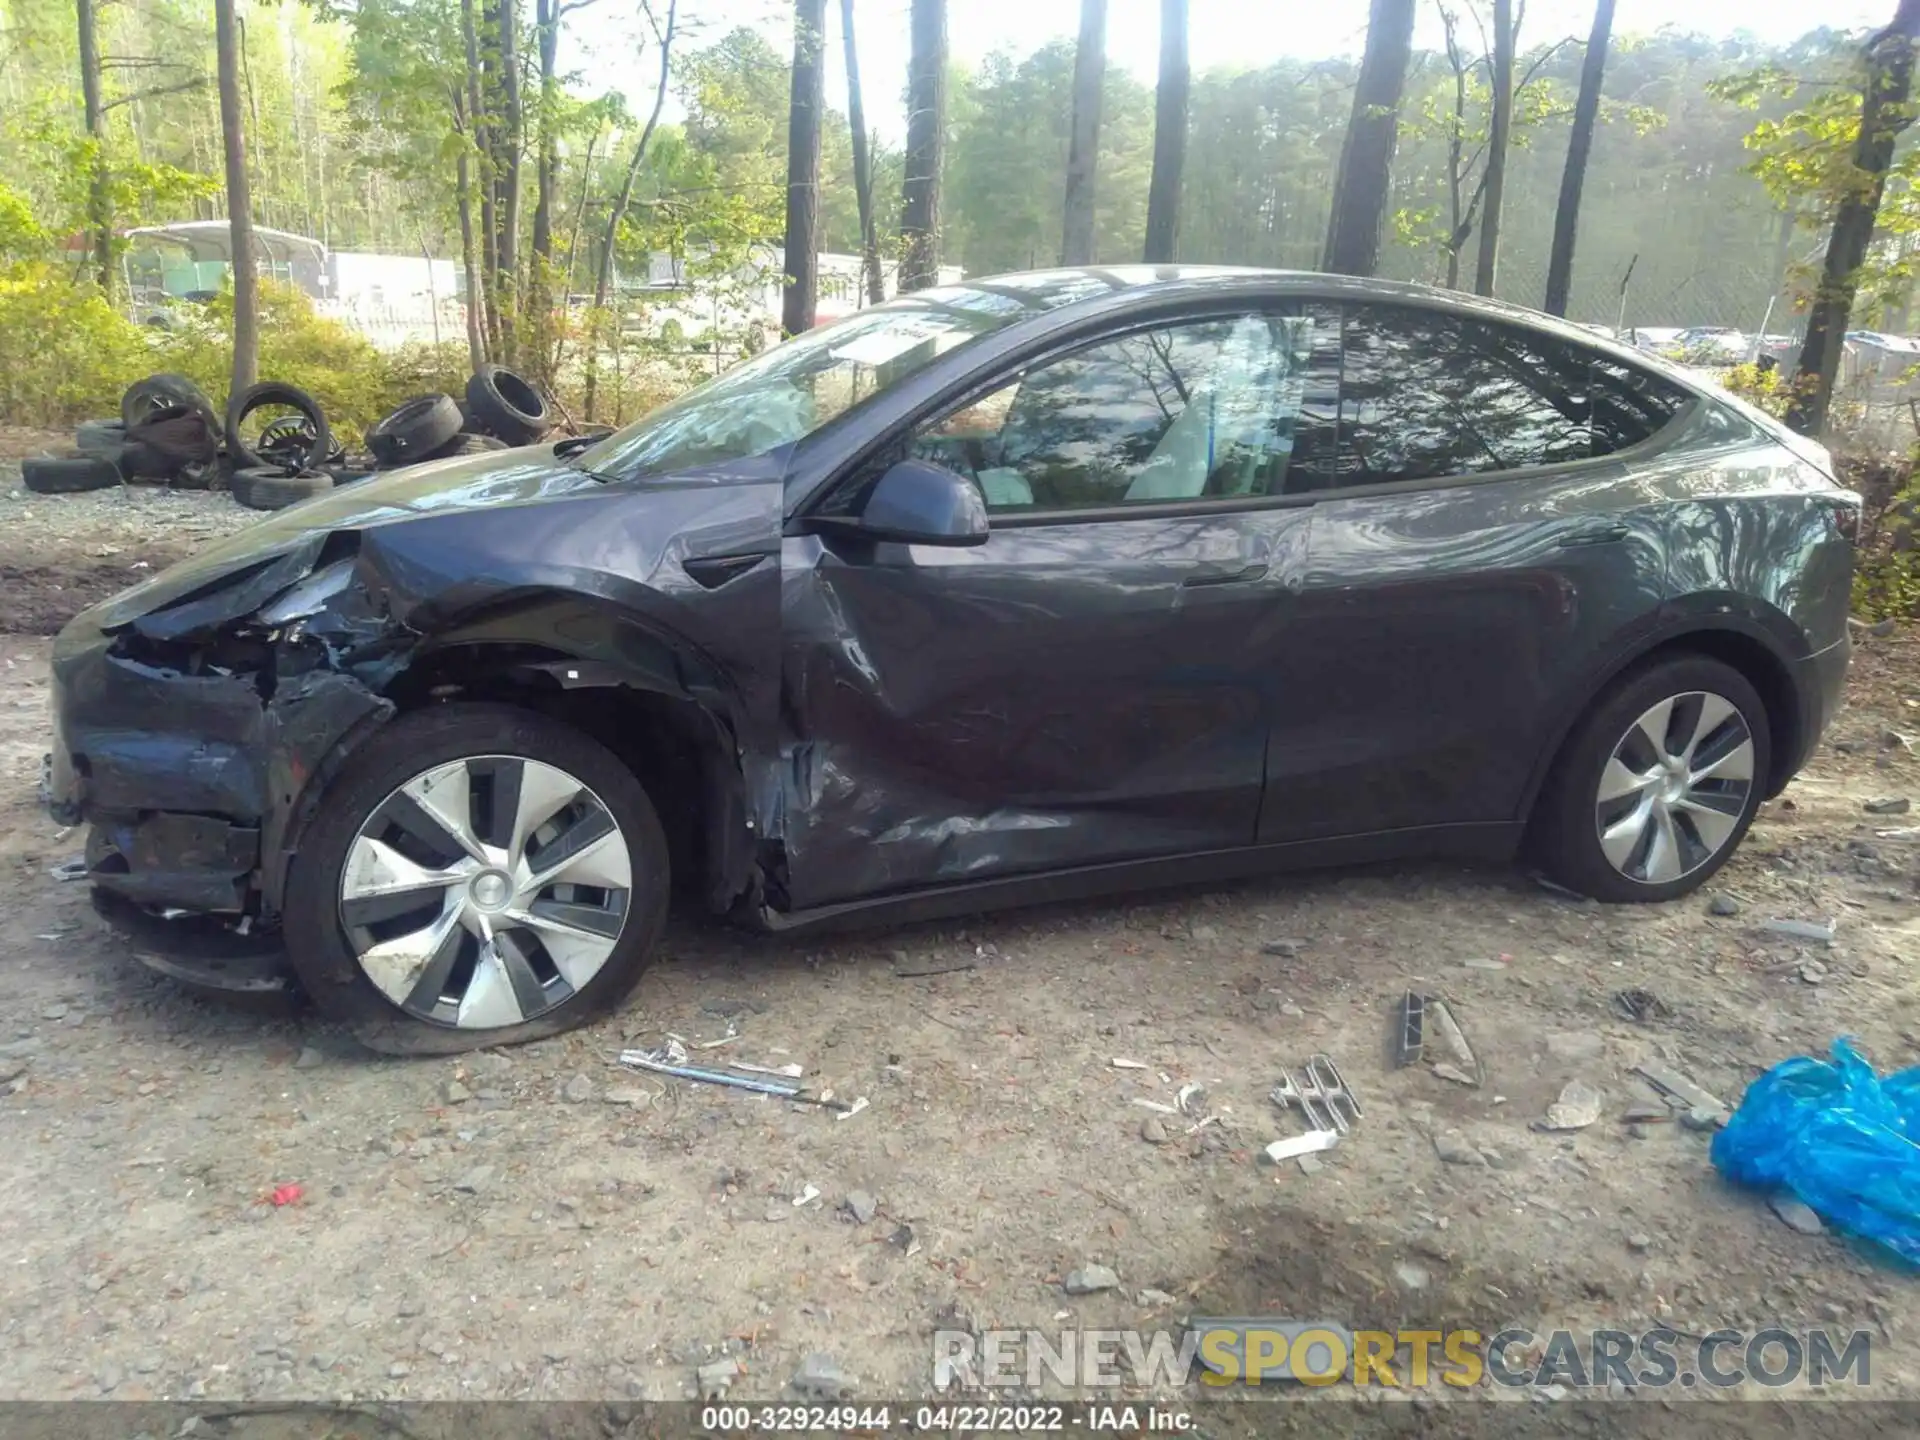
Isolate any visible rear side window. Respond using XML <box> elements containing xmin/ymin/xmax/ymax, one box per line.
<box><xmin>1318</xmin><ymin>304</ymin><xmax>1692</xmax><ymax>491</ymax></box>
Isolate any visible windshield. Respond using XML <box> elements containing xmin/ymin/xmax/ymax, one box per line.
<box><xmin>574</xmin><ymin>295</ymin><xmax>1031</xmax><ymax>480</ymax></box>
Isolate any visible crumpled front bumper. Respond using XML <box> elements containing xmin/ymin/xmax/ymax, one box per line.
<box><xmin>43</xmin><ymin>608</ymin><xmax>391</xmax><ymax>915</ymax></box>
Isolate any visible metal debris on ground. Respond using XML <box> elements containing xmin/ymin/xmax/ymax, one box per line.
<box><xmin>1109</xmin><ymin>1057</ymin><xmax>1150</xmax><ymax>1070</ymax></box>
<box><xmin>1612</xmin><ymin>988</ymin><xmax>1672</xmax><ymax>1023</ymax></box>
<box><xmin>1632</xmin><ymin>1062</ymin><xmax>1727</xmax><ymax>1130</ymax></box>
<box><xmin>1428</xmin><ymin>998</ymin><xmax>1481</xmax><ymax>1085</ymax></box>
<box><xmin>617</xmin><ymin>1043</ymin><xmax>861</xmax><ymax>1113</ymax></box>
<box><xmin>1864</xmin><ymin>797</ymin><xmax>1911</xmax><ymax>816</ymax></box>
<box><xmin>892</xmin><ymin>951</ymin><xmax>978</xmax><ymax>977</ymax></box>
<box><xmin>1876</xmin><ymin>826</ymin><xmax>1920</xmax><ymax>841</ymax></box>
<box><xmin>1271</xmin><ymin>1053</ymin><xmax>1361</xmax><ymax>1136</ymax></box>
<box><xmin>1760</xmin><ymin>918</ymin><xmax>1837</xmax><ymax>946</ymax></box>
<box><xmin>1394</xmin><ymin>991</ymin><xmax>1426</xmax><ymax>1068</ymax></box>
<box><xmin>48</xmin><ymin>856</ymin><xmax>87</xmax><ymax>882</ymax></box>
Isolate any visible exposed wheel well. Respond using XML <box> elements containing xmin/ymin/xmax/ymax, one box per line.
<box><xmin>383</xmin><ymin>645</ymin><xmax>738</xmax><ymax>908</ymax></box>
<box><xmin>1528</xmin><ymin>628</ymin><xmax>1804</xmax><ymax>827</ymax></box>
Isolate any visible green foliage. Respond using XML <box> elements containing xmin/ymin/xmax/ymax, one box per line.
<box><xmin>0</xmin><ymin>183</ymin><xmax>50</xmax><ymax>260</ymax></box>
<box><xmin>0</xmin><ymin>261</ymin><xmax>467</xmax><ymax>436</ymax></box>
<box><xmin>0</xmin><ymin>260</ymin><xmax>164</xmax><ymax>421</ymax></box>
<box><xmin>1719</xmin><ymin>361</ymin><xmax>1791</xmax><ymax>417</ymax></box>
<box><xmin>1711</xmin><ymin>33</ymin><xmax>1920</xmax><ymax>321</ymax></box>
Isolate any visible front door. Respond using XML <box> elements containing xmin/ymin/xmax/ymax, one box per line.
<box><xmin>779</xmin><ymin>308</ymin><xmax>1337</xmax><ymax>911</ymax></box>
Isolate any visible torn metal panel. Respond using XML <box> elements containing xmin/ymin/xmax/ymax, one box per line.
<box><xmin>89</xmin><ymin>812</ymin><xmax>259</xmax><ymax>913</ymax></box>
<box><xmin>256</xmin><ymin>670</ymin><xmax>396</xmax><ymax>911</ymax></box>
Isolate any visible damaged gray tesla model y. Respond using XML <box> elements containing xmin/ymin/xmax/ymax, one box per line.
<box><xmin>44</xmin><ymin>267</ymin><xmax>1858</xmax><ymax>1052</ymax></box>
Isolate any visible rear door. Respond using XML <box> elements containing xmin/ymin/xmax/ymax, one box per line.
<box><xmin>1259</xmin><ymin>301</ymin><xmax>1692</xmax><ymax>843</ymax></box>
<box><xmin>781</xmin><ymin>306</ymin><xmax>1337</xmax><ymax>910</ymax></box>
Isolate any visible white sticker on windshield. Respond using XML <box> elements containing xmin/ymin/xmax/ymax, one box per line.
<box><xmin>830</xmin><ymin>320</ymin><xmax>954</xmax><ymax>368</ymax></box>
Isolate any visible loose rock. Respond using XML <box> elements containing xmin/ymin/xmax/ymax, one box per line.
<box><xmin>1140</xmin><ymin>1116</ymin><xmax>1169</xmax><ymax>1144</ymax></box>
<box><xmin>293</xmin><ymin>1045</ymin><xmax>325</xmax><ymax>1071</ymax></box>
<box><xmin>1864</xmin><ymin>796</ymin><xmax>1911</xmax><ymax>816</ymax></box>
<box><xmin>1542</xmin><ymin>1080</ymin><xmax>1603</xmax><ymax>1131</ymax></box>
<box><xmin>1393</xmin><ymin>1262</ymin><xmax>1431</xmax><ymax>1291</ymax></box>
<box><xmin>1708</xmin><ymin>894</ymin><xmax>1741</xmax><ymax>917</ymax></box>
<box><xmin>561</xmin><ymin>1074</ymin><xmax>595</xmax><ymax>1104</ymax></box>
<box><xmin>442</xmin><ymin>1080</ymin><xmax>473</xmax><ymax>1104</ymax></box>
<box><xmin>698</xmin><ymin>1357</ymin><xmax>742</xmax><ymax>1397</ymax></box>
<box><xmin>454</xmin><ymin>1165</ymin><xmax>495</xmax><ymax>1195</ymax></box>
<box><xmin>1770</xmin><ymin>1194</ymin><xmax>1825</xmax><ymax>1236</ymax></box>
<box><xmin>1064</xmin><ymin>1264</ymin><xmax>1120</xmax><ymax>1295</ymax></box>
<box><xmin>603</xmin><ymin>1086</ymin><xmax>649</xmax><ymax>1108</ymax></box>
<box><xmin>844</xmin><ymin>1190</ymin><xmax>878</xmax><ymax>1225</ymax></box>
<box><xmin>1433</xmin><ymin>1132</ymin><xmax>1486</xmax><ymax>1166</ymax></box>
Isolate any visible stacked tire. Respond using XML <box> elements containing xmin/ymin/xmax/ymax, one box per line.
<box><xmin>363</xmin><ymin>365</ymin><xmax>549</xmax><ymax>473</ymax></box>
<box><xmin>25</xmin><ymin>373</ymin><xmax>224</xmax><ymax>495</ymax></box>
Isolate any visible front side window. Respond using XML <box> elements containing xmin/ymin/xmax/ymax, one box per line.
<box><xmin>905</xmin><ymin>311</ymin><xmax>1334</xmax><ymax>513</ymax></box>
<box><xmin>574</xmin><ymin>290</ymin><xmax>1036</xmax><ymax>481</ymax></box>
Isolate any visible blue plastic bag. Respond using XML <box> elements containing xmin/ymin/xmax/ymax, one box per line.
<box><xmin>1711</xmin><ymin>1039</ymin><xmax>1920</xmax><ymax>1264</ymax></box>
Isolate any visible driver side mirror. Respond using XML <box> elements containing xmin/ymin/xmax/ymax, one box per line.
<box><xmin>852</xmin><ymin>458</ymin><xmax>990</xmax><ymax>546</ymax></box>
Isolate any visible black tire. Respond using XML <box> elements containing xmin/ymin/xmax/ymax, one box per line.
<box><xmin>366</xmin><ymin>393</ymin><xmax>463</xmax><ymax>466</ymax></box>
<box><xmin>226</xmin><ymin>381</ymin><xmax>332</xmax><ymax>472</ymax></box>
<box><xmin>422</xmin><ymin>430</ymin><xmax>511</xmax><ymax>461</ymax></box>
<box><xmin>75</xmin><ymin>418</ymin><xmax>127</xmax><ymax>457</ymax></box>
<box><xmin>122</xmin><ymin>372</ymin><xmax>221</xmax><ymax>437</ymax></box>
<box><xmin>282</xmin><ymin>703</ymin><xmax>670</xmax><ymax>1055</ymax></box>
<box><xmin>115</xmin><ymin>440</ymin><xmax>178</xmax><ymax>481</ymax></box>
<box><xmin>22</xmin><ymin>453</ymin><xmax>120</xmax><ymax>494</ymax></box>
<box><xmin>231</xmin><ymin>467</ymin><xmax>333</xmax><ymax>511</ymax></box>
<box><xmin>1531</xmin><ymin>654</ymin><xmax>1771</xmax><ymax>903</ymax></box>
<box><xmin>465</xmin><ymin>365</ymin><xmax>550</xmax><ymax>444</ymax></box>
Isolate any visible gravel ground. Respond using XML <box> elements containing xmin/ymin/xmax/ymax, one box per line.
<box><xmin>1</xmin><ymin>464</ymin><xmax>1918</xmax><ymax>1431</ymax></box>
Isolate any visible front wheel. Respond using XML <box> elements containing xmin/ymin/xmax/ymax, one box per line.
<box><xmin>283</xmin><ymin>703</ymin><xmax>670</xmax><ymax>1053</ymax></box>
<box><xmin>1531</xmin><ymin>655</ymin><xmax>1771</xmax><ymax>903</ymax></box>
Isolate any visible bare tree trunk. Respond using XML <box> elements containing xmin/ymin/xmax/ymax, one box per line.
<box><xmin>1788</xmin><ymin>0</ymin><xmax>1920</xmax><ymax>436</ymax></box>
<box><xmin>463</xmin><ymin>0</ymin><xmax>499</xmax><ymax>356</ymax></box>
<box><xmin>76</xmin><ymin>0</ymin><xmax>113</xmax><ymax>293</ymax></box>
<box><xmin>1473</xmin><ymin>0</ymin><xmax>1514</xmax><ymax>296</ymax></box>
<box><xmin>1441</xmin><ymin>6</ymin><xmax>1467</xmax><ymax>288</ymax></box>
<box><xmin>1543</xmin><ymin>0</ymin><xmax>1615</xmax><ymax>316</ymax></box>
<box><xmin>526</xmin><ymin>0</ymin><xmax>560</xmax><ymax>378</ymax></box>
<box><xmin>214</xmin><ymin>0</ymin><xmax>257</xmax><ymax>395</ymax></box>
<box><xmin>454</xmin><ymin>92</ymin><xmax>488</xmax><ymax>373</ymax></box>
<box><xmin>840</xmin><ymin>0</ymin><xmax>884</xmax><ymax>304</ymax></box>
<box><xmin>1321</xmin><ymin>0</ymin><xmax>1415</xmax><ymax>277</ymax></box>
<box><xmin>585</xmin><ymin>0</ymin><xmax>677</xmax><ymax>422</ymax></box>
<box><xmin>495</xmin><ymin>0</ymin><xmax>523</xmax><ymax>354</ymax></box>
<box><xmin>898</xmin><ymin>0</ymin><xmax>945</xmax><ymax>291</ymax></box>
<box><xmin>1141</xmin><ymin>0</ymin><xmax>1188</xmax><ymax>265</ymax></box>
<box><xmin>783</xmin><ymin>0</ymin><xmax>825</xmax><ymax>336</ymax></box>
<box><xmin>1061</xmin><ymin>0</ymin><xmax>1106</xmax><ymax>266</ymax></box>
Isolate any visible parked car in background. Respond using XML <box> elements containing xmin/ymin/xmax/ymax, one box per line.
<box><xmin>43</xmin><ymin>267</ymin><xmax>1859</xmax><ymax>1052</ymax></box>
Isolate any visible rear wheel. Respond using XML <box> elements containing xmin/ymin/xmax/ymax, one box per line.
<box><xmin>282</xmin><ymin>704</ymin><xmax>669</xmax><ymax>1053</ymax></box>
<box><xmin>1532</xmin><ymin>655</ymin><xmax>1770</xmax><ymax>903</ymax></box>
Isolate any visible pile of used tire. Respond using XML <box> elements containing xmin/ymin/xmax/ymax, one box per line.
<box><xmin>25</xmin><ymin>364</ymin><xmax>557</xmax><ymax>514</ymax></box>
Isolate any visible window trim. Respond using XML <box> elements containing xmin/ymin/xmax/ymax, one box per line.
<box><xmin>792</xmin><ymin>289</ymin><xmax>1718</xmax><ymax>532</ymax></box>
